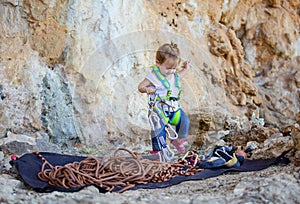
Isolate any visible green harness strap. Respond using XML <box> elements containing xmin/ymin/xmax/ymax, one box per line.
<box><xmin>149</xmin><ymin>65</ymin><xmax>183</xmax><ymax>126</ymax></box>
<box><xmin>151</xmin><ymin>65</ymin><xmax>182</xmax><ymax>100</ymax></box>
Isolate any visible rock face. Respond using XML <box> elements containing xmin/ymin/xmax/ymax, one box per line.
<box><xmin>0</xmin><ymin>0</ymin><xmax>299</xmax><ymax>162</ymax></box>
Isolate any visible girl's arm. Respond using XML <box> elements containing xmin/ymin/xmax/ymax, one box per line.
<box><xmin>177</xmin><ymin>61</ymin><xmax>190</xmax><ymax>78</ymax></box>
<box><xmin>138</xmin><ymin>78</ymin><xmax>156</xmax><ymax>94</ymax></box>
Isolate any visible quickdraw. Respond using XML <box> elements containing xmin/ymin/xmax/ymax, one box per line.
<box><xmin>179</xmin><ymin>149</ymin><xmax>206</xmax><ymax>167</ymax></box>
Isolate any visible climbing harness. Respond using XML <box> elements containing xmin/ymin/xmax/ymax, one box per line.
<box><xmin>148</xmin><ymin>94</ymin><xmax>181</xmax><ymax>126</ymax></box>
<box><xmin>148</xmin><ymin>94</ymin><xmax>179</xmax><ymax>139</ymax></box>
<box><xmin>148</xmin><ymin>94</ymin><xmax>180</xmax><ymax>162</ymax></box>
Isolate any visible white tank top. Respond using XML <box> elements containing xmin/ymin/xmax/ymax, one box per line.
<box><xmin>146</xmin><ymin>71</ymin><xmax>180</xmax><ymax>112</ymax></box>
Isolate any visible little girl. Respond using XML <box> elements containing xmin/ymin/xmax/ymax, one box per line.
<box><xmin>138</xmin><ymin>42</ymin><xmax>190</xmax><ymax>155</ymax></box>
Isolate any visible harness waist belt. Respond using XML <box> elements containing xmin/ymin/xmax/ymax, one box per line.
<box><xmin>169</xmin><ymin>97</ymin><xmax>178</xmax><ymax>101</ymax></box>
<box><xmin>150</xmin><ymin>97</ymin><xmax>179</xmax><ymax>102</ymax></box>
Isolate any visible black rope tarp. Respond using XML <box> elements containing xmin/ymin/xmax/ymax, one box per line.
<box><xmin>9</xmin><ymin>150</ymin><xmax>290</xmax><ymax>193</ymax></box>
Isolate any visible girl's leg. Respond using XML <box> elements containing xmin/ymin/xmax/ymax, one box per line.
<box><xmin>171</xmin><ymin>109</ymin><xmax>190</xmax><ymax>153</ymax></box>
<box><xmin>176</xmin><ymin>109</ymin><xmax>190</xmax><ymax>139</ymax></box>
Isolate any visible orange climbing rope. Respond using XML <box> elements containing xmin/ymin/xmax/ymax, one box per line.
<box><xmin>36</xmin><ymin>148</ymin><xmax>202</xmax><ymax>193</ymax></box>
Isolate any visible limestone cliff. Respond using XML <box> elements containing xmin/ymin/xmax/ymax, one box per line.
<box><xmin>0</xmin><ymin>0</ymin><xmax>299</xmax><ymax>160</ymax></box>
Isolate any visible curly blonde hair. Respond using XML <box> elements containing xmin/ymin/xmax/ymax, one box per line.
<box><xmin>156</xmin><ymin>42</ymin><xmax>181</xmax><ymax>67</ymax></box>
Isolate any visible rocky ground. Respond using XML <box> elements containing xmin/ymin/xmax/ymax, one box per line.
<box><xmin>0</xmin><ymin>156</ymin><xmax>299</xmax><ymax>204</ymax></box>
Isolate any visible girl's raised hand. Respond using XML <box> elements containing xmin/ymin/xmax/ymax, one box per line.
<box><xmin>182</xmin><ymin>61</ymin><xmax>190</xmax><ymax>70</ymax></box>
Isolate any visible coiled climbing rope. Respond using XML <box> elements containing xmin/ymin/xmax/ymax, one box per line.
<box><xmin>36</xmin><ymin>148</ymin><xmax>203</xmax><ymax>193</ymax></box>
